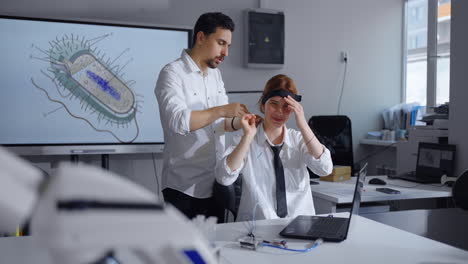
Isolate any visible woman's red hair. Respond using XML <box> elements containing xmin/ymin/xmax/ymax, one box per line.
<box><xmin>258</xmin><ymin>74</ymin><xmax>297</xmax><ymax>113</ymax></box>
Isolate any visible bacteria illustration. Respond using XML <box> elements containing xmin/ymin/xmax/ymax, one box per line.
<box><xmin>31</xmin><ymin>33</ymin><xmax>142</xmax><ymax>142</ymax></box>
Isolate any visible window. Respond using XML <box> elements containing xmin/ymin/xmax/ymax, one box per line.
<box><xmin>404</xmin><ymin>0</ymin><xmax>451</xmax><ymax>107</ymax></box>
<box><xmin>436</xmin><ymin>0</ymin><xmax>451</xmax><ymax>105</ymax></box>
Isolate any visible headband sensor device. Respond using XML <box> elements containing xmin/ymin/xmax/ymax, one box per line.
<box><xmin>261</xmin><ymin>90</ymin><xmax>302</xmax><ymax>104</ymax></box>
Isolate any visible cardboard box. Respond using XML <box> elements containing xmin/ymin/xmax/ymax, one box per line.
<box><xmin>320</xmin><ymin>166</ymin><xmax>351</xmax><ymax>182</ymax></box>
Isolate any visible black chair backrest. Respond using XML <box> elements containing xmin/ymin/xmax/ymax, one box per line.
<box><xmin>453</xmin><ymin>170</ymin><xmax>468</xmax><ymax>210</ymax></box>
<box><xmin>308</xmin><ymin>115</ymin><xmax>354</xmax><ymax>174</ymax></box>
<box><xmin>213</xmin><ymin>177</ymin><xmax>242</xmax><ymax>222</ymax></box>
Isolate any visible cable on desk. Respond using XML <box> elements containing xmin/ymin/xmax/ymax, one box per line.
<box><xmin>261</xmin><ymin>238</ymin><xmax>324</xmax><ymax>252</ymax></box>
<box><xmin>241</xmin><ymin>201</ymin><xmax>260</xmax><ymax>238</ymax></box>
<box><xmin>151</xmin><ymin>152</ymin><xmax>161</xmax><ymax>201</ymax></box>
<box><xmin>241</xmin><ymin>153</ymin><xmax>264</xmax><ymax>238</ymax></box>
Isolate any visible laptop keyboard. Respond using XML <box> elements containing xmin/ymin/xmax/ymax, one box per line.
<box><xmin>307</xmin><ymin>217</ymin><xmax>345</xmax><ymax>235</ymax></box>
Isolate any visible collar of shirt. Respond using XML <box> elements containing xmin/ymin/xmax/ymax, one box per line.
<box><xmin>181</xmin><ymin>49</ymin><xmax>211</xmax><ymax>77</ymax></box>
<box><xmin>257</xmin><ymin>122</ymin><xmax>292</xmax><ymax>153</ymax></box>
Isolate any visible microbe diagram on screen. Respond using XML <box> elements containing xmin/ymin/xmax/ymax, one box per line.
<box><xmin>30</xmin><ymin>33</ymin><xmax>143</xmax><ymax>143</ymax></box>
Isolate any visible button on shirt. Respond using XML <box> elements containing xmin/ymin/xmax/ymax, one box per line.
<box><xmin>216</xmin><ymin>124</ymin><xmax>333</xmax><ymax>221</ymax></box>
<box><xmin>155</xmin><ymin>50</ymin><xmax>228</xmax><ymax>198</ymax></box>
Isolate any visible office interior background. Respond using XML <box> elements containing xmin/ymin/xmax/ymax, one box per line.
<box><xmin>0</xmin><ymin>0</ymin><xmax>467</xmax><ymax>198</ymax></box>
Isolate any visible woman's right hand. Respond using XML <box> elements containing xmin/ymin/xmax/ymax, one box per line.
<box><xmin>241</xmin><ymin>114</ymin><xmax>257</xmax><ymax>138</ymax></box>
<box><xmin>226</xmin><ymin>114</ymin><xmax>257</xmax><ymax>173</ymax></box>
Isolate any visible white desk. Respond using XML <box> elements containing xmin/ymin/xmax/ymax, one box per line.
<box><xmin>0</xmin><ymin>236</ymin><xmax>52</xmax><ymax>263</ymax></box>
<box><xmin>363</xmin><ymin>208</ymin><xmax>468</xmax><ymax>251</ymax></box>
<box><xmin>311</xmin><ymin>176</ymin><xmax>452</xmax><ymax>214</ymax></box>
<box><xmin>1</xmin><ymin>214</ymin><xmax>467</xmax><ymax>264</ymax></box>
<box><xmin>215</xmin><ymin>214</ymin><xmax>468</xmax><ymax>264</ymax></box>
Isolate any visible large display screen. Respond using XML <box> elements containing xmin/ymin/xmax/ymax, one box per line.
<box><xmin>0</xmin><ymin>16</ymin><xmax>190</xmax><ymax>153</ymax></box>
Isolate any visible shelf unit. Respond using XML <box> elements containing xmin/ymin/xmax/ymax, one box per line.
<box><xmin>360</xmin><ymin>139</ymin><xmax>399</xmax><ymax>147</ymax></box>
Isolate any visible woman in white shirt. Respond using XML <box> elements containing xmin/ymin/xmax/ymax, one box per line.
<box><xmin>216</xmin><ymin>74</ymin><xmax>333</xmax><ymax>221</ymax></box>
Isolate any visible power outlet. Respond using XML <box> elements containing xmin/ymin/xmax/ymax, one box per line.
<box><xmin>341</xmin><ymin>51</ymin><xmax>348</xmax><ymax>63</ymax></box>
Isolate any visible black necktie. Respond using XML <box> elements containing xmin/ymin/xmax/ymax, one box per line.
<box><xmin>271</xmin><ymin>145</ymin><xmax>287</xmax><ymax>218</ymax></box>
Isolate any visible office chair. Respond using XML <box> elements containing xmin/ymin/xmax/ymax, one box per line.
<box><xmin>213</xmin><ymin>177</ymin><xmax>242</xmax><ymax>222</ymax></box>
<box><xmin>453</xmin><ymin>169</ymin><xmax>468</xmax><ymax>210</ymax></box>
<box><xmin>308</xmin><ymin>115</ymin><xmax>354</xmax><ymax>175</ymax></box>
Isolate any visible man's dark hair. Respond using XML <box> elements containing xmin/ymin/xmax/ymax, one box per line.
<box><xmin>192</xmin><ymin>12</ymin><xmax>235</xmax><ymax>46</ymax></box>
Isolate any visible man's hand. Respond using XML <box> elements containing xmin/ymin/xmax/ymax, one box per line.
<box><xmin>220</xmin><ymin>102</ymin><xmax>248</xmax><ymax>118</ymax></box>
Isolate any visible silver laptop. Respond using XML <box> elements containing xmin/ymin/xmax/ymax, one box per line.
<box><xmin>279</xmin><ymin>163</ymin><xmax>367</xmax><ymax>242</ymax></box>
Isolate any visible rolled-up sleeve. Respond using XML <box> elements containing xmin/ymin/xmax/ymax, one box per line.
<box><xmin>155</xmin><ymin>67</ymin><xmax>191</xmax><ymax>135</ymax></box>
<box><xmin>215</xmin><ymin>134</ymin><xmax>245</xmax><ymax>186</ymax></box>
<box><xmin>302</xmin><ymin>143</ymin><xmax>333</xmax><ymax>176</ymax></box>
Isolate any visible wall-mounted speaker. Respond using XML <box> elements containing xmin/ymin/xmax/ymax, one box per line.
<box><xmin>244</xmin><ymin>9</ymin><xmax>285</xmax><ymax>68</ymax></box>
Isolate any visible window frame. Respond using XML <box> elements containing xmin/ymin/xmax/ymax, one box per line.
<box><xmin>403</xmin><ymin>0</ymin><xmax>445</xmax><ymax>109</ymax></box>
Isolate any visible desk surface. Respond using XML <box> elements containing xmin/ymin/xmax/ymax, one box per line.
<box><xmin>0</xmin><ymin>214</ymin><xmax>467</xmax><ymax>264</ymax></box>
<box><xmin>215</xmin><ymin>214</ymin><xmax>468</xmax><ymax>264</ymax></box>
<box><xmin>0</xmin><ymin>236</ymin><xmax>51</xmax><ymax>263</ymax></box>
<box><xmin>311</xmin><ymin>176</ymin><xmax>451</xmax><ymax>204</ymax></box>
<box><xmin>363</xmin><ymin>208</ymin><xmax>468</xmax><ymax>251</ymax></box>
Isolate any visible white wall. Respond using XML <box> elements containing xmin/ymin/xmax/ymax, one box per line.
<box><xmin>449</xmin><ymin>0</ymin><xmax>468</xmax><ymax>176</ymax></box>
<box><xmin>1</xmin><ymin>0</ymin><xmax>403</xmax><ymax>194</ymax></box>
<box><xmin>268</xmin><ymin>0</ymin><xmax>403</xmax><ymax>161</ymax></box>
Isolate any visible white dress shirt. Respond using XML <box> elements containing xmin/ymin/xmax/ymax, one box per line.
<box><xmin>216</xmin><ymin>124</ymin><xmax>333</xmax><ymax>221</ymax></box>
<box><xmin>155</xmin><ymin>50</ymin><xmax>228</xmax><ymax>198</ymax></box>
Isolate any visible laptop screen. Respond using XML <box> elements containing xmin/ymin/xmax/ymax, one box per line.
<box><xmin>279</xmin><ymin>163</ymin><xmax>367</xmax><ymax>241</ymax></box>
<box><xmin>351</xmin><ymin>163</ymin><xmax>367</xmax><ymax>216</ymax></box>
<box><xmin>416</xmin><ymin>143</ymin><xmax>456</xmax><ymax>178</ymax></box>
<box><xmin>343</xmin><ymin>162</ymin><xmax>367</xmax><ymax>236</ymax></box>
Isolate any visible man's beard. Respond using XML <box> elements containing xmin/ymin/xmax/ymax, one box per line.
<box><xmin>206</xmin><ymin>56</ymin><xmax>224</xmax><ymax>69</ymax></box>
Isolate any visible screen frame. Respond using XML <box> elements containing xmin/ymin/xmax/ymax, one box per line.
<box><xmin>416</xmin><ymin>142</ymin><xmax>456</xmax><ymax>178</ymax></box>
<box><xmin>0</xmin><ymin>15</ymin><xmax>192</xmax><ymax>156</ymax></box>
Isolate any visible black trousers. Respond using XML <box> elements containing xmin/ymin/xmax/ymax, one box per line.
<box><xmin>162</xmin><ymin>188</ymin><xmax>224</xmax><ymax>222</ymax></box>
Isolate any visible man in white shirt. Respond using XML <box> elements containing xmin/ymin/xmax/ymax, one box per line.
<box><xmin>155</xmin><ymin>12</ymin><xmax>247</xmax><ymax>219</ymax></box>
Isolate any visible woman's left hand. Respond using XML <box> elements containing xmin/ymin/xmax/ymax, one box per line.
<box><xmin>284</xmin><ymin>95</ymin><xmax>307</xmax><ymax>127</ymax></box>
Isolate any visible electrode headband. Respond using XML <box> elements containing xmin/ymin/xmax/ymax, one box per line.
<box><xmin>261</xmin><ymin>90</ymin><xmax>302</xmax><ymax>105</ymax></box>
